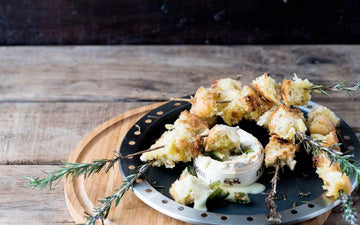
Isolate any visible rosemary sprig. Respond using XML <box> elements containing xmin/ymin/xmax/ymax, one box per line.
<box><xmin>295</xmin><ymin>132</ymin><xmax>343</xmax><ymax>158</ymax></box>
<box><xmin>311</xmin><ymin>81</ymin><xmax>360</xmax><ymax>96</ymax></box>
<box><xmin>295</xmin><ymin>131</ymin><xmax>360</xmax><ymax>186</ymax></box>
<box><xmin>296</xmin><ymin>132</ymin><xmax>359</xmax><ymax>224</ymax></box>
<box><xmin>78</xmin><ymin>163</ymin><xmax>152</xmax><ymax>225</ymax></box>
<box><xmin>24</xmin><ymin>146</ymin><xmax>163</xmax><ymax>190</ymax></box>
<box><xmin>265</xmin><ymin>162</ymin><xmax>282</xmax><ymax>223</ymax></box>
<box><xmin>339</xmin><ymin>191</ymin><xmax>358</xmax><ymax>225</ymax></box>
<box><xmin>24</xmin><ymin>155</ymin><xmax>121</xmax><ymax>190</ymax></box>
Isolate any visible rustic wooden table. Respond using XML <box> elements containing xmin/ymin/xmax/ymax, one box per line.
<box><xmin>0</xmin><ymin>46</ymin><xmax>359</xmax><ymax>225</ymax></box>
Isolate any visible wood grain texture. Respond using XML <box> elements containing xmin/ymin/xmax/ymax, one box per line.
<box><xmin>0</xmin><ymin>102</ymin><xmax>148</xmax><ymax>165</ymax></box>
<box><xmin>0</xmin><ymin>46</ymin><xmax>359</xmax><ymax>102</ymax></box>
<box><xmin>0</xmin><ymin>165</ymin><xmax>74</xmax><ymax>224</ymax></box>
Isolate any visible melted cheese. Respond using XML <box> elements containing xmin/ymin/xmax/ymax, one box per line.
<box><xmin>223</xmin><ymin>183</ymin><xmax>266</xmax><ymax>200</ymax></box>
<box><xmin>169</xmin><ymin>169</ymin><xmax>212</xmax><ymax>211</ymax></box>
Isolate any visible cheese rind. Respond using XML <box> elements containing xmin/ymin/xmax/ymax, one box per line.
<box><xmin>195</xmin><ymin>127</ymin><xmax>264</xmax><ymax>186</ymax></box>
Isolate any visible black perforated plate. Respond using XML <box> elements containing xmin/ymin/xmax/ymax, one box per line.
<box><xmin>119</xmin><ymin>100</ymin><xmax>359</xmax><ymax>225</ymax></box>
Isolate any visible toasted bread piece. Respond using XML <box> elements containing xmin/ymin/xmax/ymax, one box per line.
<box><xmin>173</xmin><ymin>110</ymin><xmax>209</xmax><ymax>135</ymax></box>
<box><xmin>311</xmin><ymin>131</ymin><xmax>352</xmax><ymax>197</ymax></box>
<box><xmin>140</xmin><ymin>110</ymin><xmax>209</xmax><ymax>168</ymax></box>
<box><xmin>242</xmin><ymin>85</ymin><xmax>272</xmax><ymax>121</ymax></box>
<box><xmin>308</xmin><ymin>115</ymin><xmax>336</xmax><ymax>136</ymax></box>
<box><xmin>212</xmin><ymin>79</ymin><xmax>271</xmax><ymax>124</ymax></box>
<box><xmin>212</xmin><ymin>78</ymin><xmax>243</xmax><ymax>101</ymax></box>
<box><xmin>212</xmin><ymin>78</ymin><xmax>247</xmax><ymax>125</ymax></box>
<box><xmin>318</xmin><ymin>169</ymin><xmax>352</xmax><ymax>198</ymax></box>
<box><xmin>311</xmin><ymin>131</ymin><xmax>339</xmax><ymax>149</ymax></box>
<box><xmin>169</xmin><ymin>168</ymin><xmax>212</xmax><ymax>211</ymax></box>
<box><xmin>205</xmin><ymin>125</ymin><xmax>241</xmax><ymax>159</ymax></box>
<box><xmin>257</xmin><ymin>105</ymin><xmax>277</xmax><ymax>129</ymax></box>
<box><xmin>269</xmin><ymin>105</ymin><xmax>307</xmax><ymax>141</ymax></box>
<box><xmin>307</xmin><ymin>105</ymin><xmax>340</xmax><ymax>128</ymax></box>
<box><xmin>252</xmin><ymin>73</ymin><xmax>281</xmax><ymax>104</ymax></box>
<box><xmin>281</xmin><ymin>74</ymin><xmax>312</xmax><ymax>106</ymax></box>
<box><xmin>264</xmin><ymin>136</ymin><xmax>299</xmax><ymax>170</ymax></box>
<box><xmin>190</xmin><ymin>86</ymin><xmax>220</xmax><ymax>125</ymax></box>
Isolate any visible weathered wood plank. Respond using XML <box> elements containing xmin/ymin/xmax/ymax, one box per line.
<box><xmin>0</xmin><ymin>46</ymin><xmax>359</xmax><ymax>102</ymax></box>
<box><xmin>1</xmin><ymin>100</ymin><xmax>359</xmax><ymax>165</ymax></box>
<box><xmin>0</xmin><ymin>165</ymin><xmax>358</xmax><ymax>225</ymax></box>
<box><xmin>0</xmin><ymin>165</ymin><xmax>73</xmax><ymax>224</ymax></box>
<box><xmin>0</xmin><ymin>102</ymin><xmax>148</xmax><ymax>165</ymax></box>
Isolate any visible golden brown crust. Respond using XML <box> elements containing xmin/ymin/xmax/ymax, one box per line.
<box><xmin>212</xmin><ymin>78</ymin><xmax>246</xmax><ymax>125</ymax></box>
<box><xmin>307</xmin><ymin>105</ymin><xmax>340</xmax><ymax>128</ymax></box>
<box><xmin>308</xmin><ymin>115</ymin><xmax>336</xmax><ymax>136</ymax></box>
<box><xmin>190</xmin><ymin>86</ymin><xmax>220</xmax><ymax>125</ymax></box>
<box><xmin>281</xmin><ymin>75</ymin><xmax>312</xmax><ymax>106</ymax></box>
<box><xmin>264</xmin><ymin>136</ymin><xmax>299</xmax><ymax>170</ymax></box>
<box><xmin>281</xmin><ymin>79</ymin><xmax>292</xmax><ymax>105</ymax></box>
<box><xmin>311</xmin><ymin>131</ymin><xmax>352</xmax><ymax>197</ymax></box>
<box><xmin>175</xmin><ymin>110</ymin><xmax>209</xmax><ymax>135</ymax></box>
<box><xmin>204</xmin><ymin>125</ymin><xmax>240</xmax><ymax>159</ymax></box>
<box><xmin>252</xmin><ymin>73</ymin><xmax>282</xmax><ymax>104</ymax></box>
<box><xmin>242</xmin><ymin>85</ymin><xmax>272</xmax><ymax>121</ymax></box>
<box><xmin>268</xmin><ymin>105</ymin><xmax>307</xmax><ymax>141</ymax></box>
<box><xmin>141</xmin><ymin>110</ymin><xmax>209</xmax><ymax>168</ymax></box>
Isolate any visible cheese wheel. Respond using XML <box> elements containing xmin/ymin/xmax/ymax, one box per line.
<box><xmin>194</xmin><ymin>127</ymin><xmax>264</xmax><ymax>187</ymax></box>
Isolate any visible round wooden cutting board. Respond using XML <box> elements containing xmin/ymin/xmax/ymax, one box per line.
<box><xmin>64</xmin><ymin>103</ymin><xmax>330</xmax><ymax>225</ymax></box>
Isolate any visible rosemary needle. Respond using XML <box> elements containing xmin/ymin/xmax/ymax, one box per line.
<box><xmin>311</xmin><ymin>81</ymin><xmax>360</xmax><ymax>96</ymax></box>
<box><xmin>78</xmin><ymin>163</ymin><xmax>152</xmax><ymax>225</ymax></box>
<box><xmin>24</xmin><ymin>146</ymin><xmax>163</xmax><ymax>190</ymax></box>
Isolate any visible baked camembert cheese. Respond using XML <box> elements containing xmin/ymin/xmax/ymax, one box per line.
<box><xmin>195</xmin><ymin>125</ymin><xmax>264</xmax><ymax>187</ymax></box>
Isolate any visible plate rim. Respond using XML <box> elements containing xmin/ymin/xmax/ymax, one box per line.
<box><xmin>119</xmin><ymin>100</ymin><xmax>359</xmax><ymax>225</ymax></box>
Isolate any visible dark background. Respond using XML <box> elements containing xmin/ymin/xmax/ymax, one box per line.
<box><xmin>0</xmin><ymin>0</ymin><xmax>360</xmax><ymax>45</ymax></box>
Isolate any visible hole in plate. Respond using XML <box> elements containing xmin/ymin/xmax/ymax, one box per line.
<box><xmin>134</xmin><ymin>131</ymin><xmax>141</xmax><ymax>135</ymax></box>
<box><xmin>221</xmin><ymin>216</ymin><xmax>227</xmax><ymax>221</ymax></box>
<box><xmin>247</xmin><ymin>217</ymin><xmax>253</xmax><ymax>221</ymax></box>
<box><xmin>129</xmin><ymin>141</ymin><xmax>136</xmax><ymax>145</ymax></box>
<box><xmin>145</xmin><ymin>189</ymin><xmax>152</xmax><ymax>193</ymax></box>
<box><xmin>291</xmin><ymin>209</ymin><xmax>298</xmax><ymax>214</ymax></box>
<box><xmin>178</xmin><ymin>206</ymin><xmax>184</xmax><ymax>211</ymax></box>
<box><xmin>136</xmin><ymin>179</ymin><xmax>143</xmax><ymax>183</ymax></box>
<box><xmin>201</xmin><ymin>213</ymin><xmax>207</xmax><ymax>217</ymax></box>
<box><xmin>306</xmin><ymin>105</ymin><xmax>313</xmax><ymax>109</ymax></box>
<box><xmin>128</xmin><ymin>165</ymin><xmax>135</xmax><ymax>170</ymax></box>
<box><xmin>145</xmin><ymin>119</ymin><xmax>152</xmax><ymax>124</ymax></box>
<box><xmin>174</xmin><ymin>102</ymin><xmax>181</xmax><ymax>106</ymax></box>
<box><xmin>156</xmin><ymin>111</ymin><xmax>164</xmax><ymax>116</ymax></box>
<box><xmin>162</xmin><ymin>199</ymin><xmax>168</xmax><ymax>204</ymax></box>
<box><xmin>308</xmin><ymin>203</ymin><xmax>315</xmax><ymax>208</ymax></box>
<box><xmin>343</xmin><ymin>135</ymin><xmax>350</xmax><ymax>140</ymax></box>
